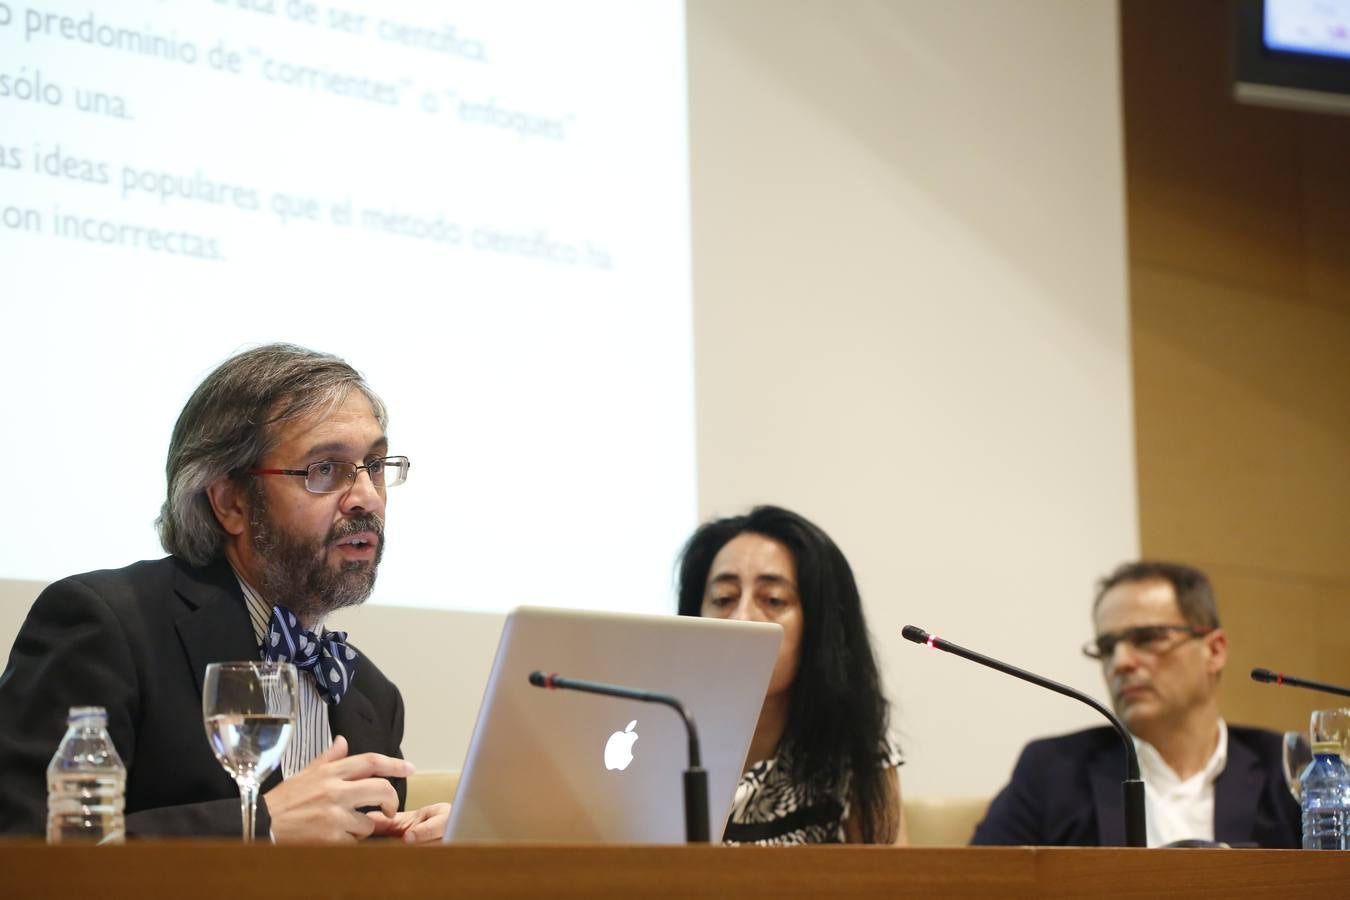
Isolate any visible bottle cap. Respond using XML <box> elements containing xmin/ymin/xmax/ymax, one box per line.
<box><xmin>1311</xmin><ymin>740</ymin><xmax>1343</xmax><ymax>755</ymax></box>
<box><xmin>67</xmin><ymin>706</ymin><xmax>107</xmax><ymax>724</ymax></box>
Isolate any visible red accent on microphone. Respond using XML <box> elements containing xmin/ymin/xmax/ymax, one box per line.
<box><xmin>1277</xmin><ymin>673</ymin><xmax>1284</xmax><ymax>685</ymax></box>
<box><xmin>927</xmin><ymin>635</ymin><xmax>937</xmax><ymax>649</ymax></box>
<box><xmin>545</xmin><ymin>672</ymin><xmax>557</xmax><ymax>689</ymax></box>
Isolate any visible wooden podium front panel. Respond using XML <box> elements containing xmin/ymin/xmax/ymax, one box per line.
<box><xmin>2</xmin><ymin>842</ymin><xmax>1344</xmax><ymax>900</ymax></box>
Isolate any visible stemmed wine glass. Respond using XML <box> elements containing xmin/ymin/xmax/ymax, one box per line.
<box><xmin>1282</xmin><ymin>708</ymin><xmax>1350</xmax><ymax>802</ymax></box>
<box><xmin>1310</xmin><ymin>708</ymin><xmax>1350</xmax><ymax>753</ymax></box>
<box><xmin>1282</xmin><ymin>731</ymin><xmax>1313</xmax><ymax>801</ymax></box>
<box><xmin>202</xmin><ymin>661</ymin><xmax>298</xmax><ymax>842</ymax></box>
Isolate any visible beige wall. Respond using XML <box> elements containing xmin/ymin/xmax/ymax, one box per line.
<box><xmin>0</xmin><ymin>1</ymin><xmax>1135</xmax><ymax>800</ymax></box>
<box><xmin>1122</xmin><ymin>0</ymin><xmax>1350</xmax><ymax>737</ymax></box>
<box><xmin>687</xmin><ymin>0</ymin><xmax>1134</xmax><ymax>799</ymax></box>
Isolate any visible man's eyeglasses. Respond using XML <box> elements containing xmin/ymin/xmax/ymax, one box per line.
<box><xmin>1082</xmin><ymin>624</ymin><xmax>1212</xmax><ymax>661</ymax></box>
<box><xmin>245</xmin><ymin>456</ymin><xmax>410</xmax><ymax>494</ymax></box>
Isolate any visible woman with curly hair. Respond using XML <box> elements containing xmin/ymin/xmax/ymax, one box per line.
<box><xmin>677</xmin><ymin>505</ymin><xmax>906</xmax><ymax>845</ymax></box>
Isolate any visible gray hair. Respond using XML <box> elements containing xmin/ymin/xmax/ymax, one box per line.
<box><xmin>156</xmin><ymin>343</ymin><xmax>388</xmax><ymax>566</ymax></box>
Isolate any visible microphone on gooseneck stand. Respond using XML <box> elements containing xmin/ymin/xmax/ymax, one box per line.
<box><xmin>527</xmin><ymin>670</ymin><xmax>710</xmax><ymax>843</ymax></box>
<box><xmin>1251</xmin><ymin>667</ymin><xmax>1350</xmax><ymax>699</ymax></box>
<box><xmin>901</xmin><ymin>624</ymin><xmax>1148</xmax><ymax>848</ymax></box>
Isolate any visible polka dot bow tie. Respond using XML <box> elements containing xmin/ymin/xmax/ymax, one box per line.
<box><xmin>261</xmin><ymin>605</ymin><xmax>359</xmax><ymax>706</ymax></box>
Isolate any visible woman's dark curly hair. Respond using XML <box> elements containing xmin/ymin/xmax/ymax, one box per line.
<box><xmin>676</xmin><ymin>505</ymin><xmax>896</xmax><ymax>842</ymax></box>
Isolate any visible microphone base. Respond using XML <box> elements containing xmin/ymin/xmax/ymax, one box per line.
<box><xmin>684</xmin><ymin>767</ymin><xmax>710</xmax><ymax>843</ymax></box>
<box><xmin>1123</xmin><ymin>778</ymin><xmax>1146</xmax><ymax>848</ymax></box>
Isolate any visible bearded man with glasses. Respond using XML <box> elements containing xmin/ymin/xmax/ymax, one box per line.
<box><xmin>0</xmin><ymin>343</ymin><xmax>449</xmax><ymax>842</ymax></box>
<box><xmin>971</xmin><ymin>561</ymin><xmax>1299</xmax><ymax>847</ymax></box>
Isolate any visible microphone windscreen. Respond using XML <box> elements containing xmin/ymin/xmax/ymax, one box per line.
<box><xmin>1250</xmin><ymin>667</ymin><xmax>1277</xmax><ymax>683</ymax></box>
<box><xmin>528</xmin><ymin>670</ymin><xmax>547</xmax><ymax>687</ymax></box>
<box><xmin>901</xmin><ymin>625</ymin><xmax>929</xmax><ymax>644</ymax></box>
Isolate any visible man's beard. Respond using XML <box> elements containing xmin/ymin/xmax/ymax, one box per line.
<box><xmin>247</xmin><ymin>484</ymin><xmax>385</xmax><ymax>626</ymax></box>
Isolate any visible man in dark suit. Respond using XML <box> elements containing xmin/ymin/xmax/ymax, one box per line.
<box><xmin>0</xmin><ymin>344</ymin><xmax>448</xmax><ymax>842</ymax></box>
<box><xmin>971</xmin><ymin>561</ymin><xmax>1300</xmax><ymax>848</ymax></box>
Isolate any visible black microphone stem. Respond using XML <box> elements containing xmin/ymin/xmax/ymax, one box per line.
<box><xmin>529</xmin><ymin>670</ymin><xmax>710</xmax><ymax>843</ymax></box>
<box><xmin>902</xmin><ymin>625</ymin><xmax>1147</xmax><ymax>848</ymax></box>
<box><xmin>1251</xmin><ymin>667</ymin><xmax>1350</xmax><ymax>699</ymax></box>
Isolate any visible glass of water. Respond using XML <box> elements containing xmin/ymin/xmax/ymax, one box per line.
<box><xmin>1310</xmin><ymin>708</ymin><xmax>1350</xmax><ymax>755</ymax></box>
<box><xmin>1282</xmin><ymin>730</ymin><xmax>1313</xmax><ymax>801</ymax></box>
<box><xmin>202</xmin><ymin>661</ymin><xmax>297</xmax><ymax>842</ymax></box>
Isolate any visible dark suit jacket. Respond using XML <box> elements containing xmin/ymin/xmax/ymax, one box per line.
<box><xmin>0</xmin><ymin>556</ymin><xmax>406</xmax><ymax>837</ymax></box>
<box><xmin>970</xmin><ymin>725</ymin><xmax>1300</xmax><ymax>847</ymax></box>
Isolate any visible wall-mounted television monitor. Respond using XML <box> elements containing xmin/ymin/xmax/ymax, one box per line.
<box><xmin>1234</xmin><ymin>0</ymin><xmax>1350</xmax><ymax>114</ymax></box>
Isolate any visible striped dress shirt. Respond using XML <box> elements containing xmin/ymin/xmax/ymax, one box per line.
<box><xmin>233</xmin><ymin>572</ymin><xmax>332</xmax><ymax>779</ymax></box>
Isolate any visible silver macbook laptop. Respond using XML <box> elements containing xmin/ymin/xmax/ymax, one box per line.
<box><xmin>443</xmin><ymin>606</ymin><xmax>781</xmax><ymax>843</ymax></box>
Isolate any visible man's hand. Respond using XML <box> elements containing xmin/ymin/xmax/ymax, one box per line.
<box><xmin>369</xmin><ymin>802</ymin><xmax>452</xmax><ymax>844</ymax></box>
<box><xmin>262</xmin><ymin>735</ymin><xmax>414</xmax><ymax>842</ymax></box>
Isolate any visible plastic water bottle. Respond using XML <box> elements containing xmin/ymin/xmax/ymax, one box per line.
<box><xmin>1300</xmin><ymin>741</ymin><xmax>1350</xmax><ymax>850</ymax></box>
<box><xmin>46</xmin><ymin>706</ymin><xmax>126</xmax><ymax>844</ymax></box>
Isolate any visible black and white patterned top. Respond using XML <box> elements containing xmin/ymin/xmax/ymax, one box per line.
<box><xmin>722</xmin><ymin>737</ymin><xmax>904</xmax><ymax>845</ymax></box>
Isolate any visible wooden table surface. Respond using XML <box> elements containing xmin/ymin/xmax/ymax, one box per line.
<box><xmin>4</xmin><ymin>841</ymin><xmax>1347</xmax><ymax>899</ymax></box>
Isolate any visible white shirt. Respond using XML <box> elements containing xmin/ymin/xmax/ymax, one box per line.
<box><xmin>1134</xmin><ymin>719</ymin><xmax>1228</xmax><ymax>847</ymax></box>
<box><xmin>233</xmin><ymin>572</ymin><xmax>332</xmax><ymax>779</ymax></box>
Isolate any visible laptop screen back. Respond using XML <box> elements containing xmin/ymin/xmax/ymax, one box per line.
<box><xmin>444</xmin><ymin>606</ymin><xmax>781</xmax><ymax>843</ymax></box>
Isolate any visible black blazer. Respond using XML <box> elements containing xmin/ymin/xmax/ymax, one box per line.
<box><xmin>0</xmin><ymin>556</ymin><xmax>406</xmax><ymax>837</ymax></box>
<box><xmin>970</xmin><ymin>725</ymin><xmax>1300</xmax><ymax>847</ymax></box>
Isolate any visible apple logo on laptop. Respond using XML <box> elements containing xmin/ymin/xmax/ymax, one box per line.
<box><xmin>604</xmin><ymin>719</ymin><xmax>639</xmax><ymax>771</ymax></box>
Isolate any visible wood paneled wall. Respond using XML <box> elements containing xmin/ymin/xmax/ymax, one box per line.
<box><xmin>1121</xmin><ymin>0</ymin><xmax>1350</xmax><ymax>737</ymax></box>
